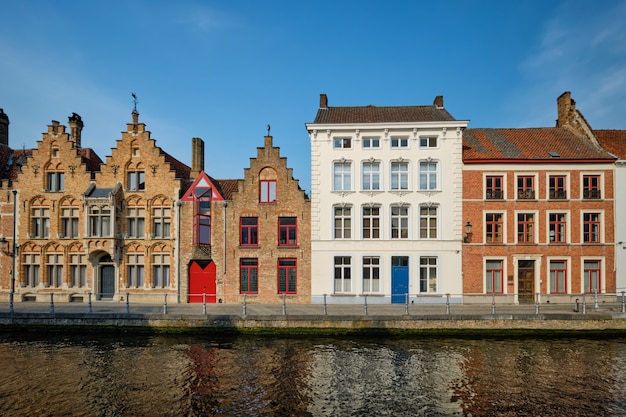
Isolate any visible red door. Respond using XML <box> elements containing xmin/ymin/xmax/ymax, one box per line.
<box><xmin>189</xmin><ymin>260</ymin><xmax>217</xmax><ymax>303</ymax></box>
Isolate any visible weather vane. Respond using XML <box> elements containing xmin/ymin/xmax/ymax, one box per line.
<box><xmin>131</xmin><ymin>92</ymin><xmax>138</xmax><ymax>112</ymax></box>
<box><xmin>267</xmin><ymin>124</ymin><xmax>271</xmax><ymax>136</ymax></box>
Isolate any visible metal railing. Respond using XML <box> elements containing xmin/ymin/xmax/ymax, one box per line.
<box><xmin>3</xmin><ymin>290</ymin><xmax>626</xmax><ymax>317</ymax></box>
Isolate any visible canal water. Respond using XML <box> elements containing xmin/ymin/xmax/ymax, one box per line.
<box><xmin>0</xmin><ymin>332</ymin><xmax>624</xmax><ymax>416</ymax></box>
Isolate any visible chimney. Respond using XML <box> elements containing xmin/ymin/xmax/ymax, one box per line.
<box><xmin>556</xmin><ymin>91</ymin><xmax>573</xmax><ymax>127</ymax></box>
<box><xmin>132</xmin><ymin>109</ymin><xmax>139</xmax><ymax>125</ymax></box>
<box><xmin>320</xmin><ymin>93</ymin><xmax>328</xmax><ymax>109</ymax></box>
<box><xmin>0</xmin><ymin>108</ymin><xmax>8</xmax><ymax>147</ymax></box>
<box><xmin>191</xmin><ymin>137</ymin><xmax>204</xmax><ymax>178</ymax></box>
<box><xmin>433</xmin><ymin>95</ymin><xmax>444</xmax><ymax>109</ymax></box>
<box><xmin>68</xmin><ymin>112</ymin><xmax>83</xmax><ymax>148</ymax></box>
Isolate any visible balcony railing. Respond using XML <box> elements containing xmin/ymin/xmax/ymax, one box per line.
<box><xmin>486</xmin><ymin>190</ymin><xmax>504</xmax><ymax>200</ymax></box>
<box><xmin>583</xmin><ymin>189</ymin><xmax>601</xmax><ymax>199</ymax></box>
<box><xmin>517</xmin><ymin>190</ymin><xmax>536</xmax><ymax>200</ymax></box>
<box><xmin>549</xmin><ymin>189</ymin><xmax>567</xmax><ymax>199</ymax></box>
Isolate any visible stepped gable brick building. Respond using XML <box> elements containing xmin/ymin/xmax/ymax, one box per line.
<box><xmin>180</xmin><ymin>133</ymin><xmax>310</xmax><ymax>304</ymax></box>
<box><xmin>306</xmin><ymin>94</ymin><xmax>469</xmax><ymax>304</ymax></box>
<box><xmin>594</xmin><ymin>129</ymin><xmax>626</xmax><ymax>293</ymax></box>
<box><xmin>462</xmin><ymin>92</ymin><xmax>616</xmax><ymax>303</ymax></box>
<box><xmin>3</xmin><ymin>109</ymin><xmax>193</xmax><ymax>303</ymax></box>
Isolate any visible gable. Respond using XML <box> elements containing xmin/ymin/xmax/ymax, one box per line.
<box><xmin>181</xmin><ymin>171</ymin><xmax>224</xmax><ymax>202</ymax></box>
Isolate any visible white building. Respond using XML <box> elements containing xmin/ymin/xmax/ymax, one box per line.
<box><xmin>305</xmin><ymin>94</ymin><xmax>469</xmax><ymax>304</ymax></box>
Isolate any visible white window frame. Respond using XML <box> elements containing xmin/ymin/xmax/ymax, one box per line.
<box><xmin>418</xmin><ymin>160</ymin><xmax>439</xmax><ymax>191</ymax></box>
<box><xmin>361</xmin><ymin>160</ymin><xmax>381</xmax><ymax>191</ymax></box>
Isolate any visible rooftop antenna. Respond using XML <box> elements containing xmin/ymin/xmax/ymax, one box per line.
<box><xmin>131</xmin><ymin>92</ymin><xmax>138</xmax><ymax>112</ymax></box>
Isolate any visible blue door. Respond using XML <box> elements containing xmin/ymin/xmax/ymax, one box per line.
<box><xmin>391</xmin><ymin>256</ymin><xmax>409</xmax><ymax>304</ymax></box>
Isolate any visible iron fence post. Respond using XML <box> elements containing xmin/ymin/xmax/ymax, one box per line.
<box><xmin>535</xmin><ymin>293</ymin><xmax>540</xmax><ymax>315</ymax></box>
<box><xmin>202</xmin><ymin>293</ymin><xmax>207</xmax><ymax>315</ymax></box>
<box><xmin>622</xmin><ymin>291</ymin><xmax>625</xmax><ymax>313</ymax></box>
<box><xmin>243</xmin><ymin>294</ymin><xmax>247</xmax><ymax>316</ymax></box>
<box><xmin>323</xmin><ymin>294</ymin><xmax>327</xmax><ymax>315</ymax></box>
<box><xmin>594</xmin><ymin>288</ymin><xmax>599</xmax><ymax>310</ymax></box>
<box><xmin>491</xmin><ymin>293</ymin><xmax>496</xmax><ymax>315</ymax></box>
<box><xmin>49</xmin><ymin>293</ymin><xmax>54</xmax><ymax>314</ymax></box>
<box><xmin>126</xmin><ymin>293</ymin><xmax>130</xmax><ymax>315</ymax></box>
<box><xmin>582</xmin><ymin>293</ymin><xmax>587</xmax><ymax>315</ymax></box>
<box><xmin>364</xmin><ymin>294</ymin><xmax>368</xmax><ymax>316</ymax></box>
<box><xmin>446</xmin><ymin>293</ymin><xmax>450</xmax><ymax>316</ymax></box>
<box><xmin>88</xmin><ymin>292</ymin><xmax>93</xmax><ymax>314</ymax></box>
<box><xmin>282</xmin><ymin>294</ymin><xmax>287</xmax><ymax>316</ymax></box>
<box><xmin>163</xmin><ymin>293</ymin><xmax>168</xmax><ymax>314</ymax></box>
<box><xmin>405</xmin><ymin>293</ymin><xmax>409</xmax><ymax>315</ymax></box>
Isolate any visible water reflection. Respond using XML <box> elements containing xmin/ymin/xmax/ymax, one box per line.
<box><xmin>0</xmin><ymin>333</ymin><xmax>624</xmax><ymax>416</ymax></box>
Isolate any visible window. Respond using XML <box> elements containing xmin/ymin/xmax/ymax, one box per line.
<box><xmin>391</xmin><ymin>137</ymin><xmax>409</xmax><ymax>148</ymax></box>
<box><xmin>88</xmin><ymin>206</ymin><xmax>111</xmax><ymax>237</ymax></box>
<box><xmin>46</xmin><ymin>253</ymin><xmax>63</xmax><ymax>288</ymax></box>
<box><xmin>334</xmin><ymin>256</ymin><xmax>351</xmax><ymax>293</ymax></box>
<box><xmin>127</xmin><ymin>171</ymin><xmax>145</xmax><ymax>191</ymax></box>
<box><xmin>390</xmin><ymin>161</ymin><xmax>408</xmax><ymax>190</ymax></box>
<box><xmin>153</xmin><ymin>253</ymin><xmax>170</xmax><ymax>288</ymax></box>
<box><xmin>420</xmin><ymin>257</ymin><xmax>438</xmax><ymax>293</ymax></box>
<box><xmin>419</xmin><ymin>206</ymin><xmax>438</xmax><ymax>239</ymax></box>
<box><xmin>391</xmin><ymin>206</ymin><xmax>409</xmax><ymax>239</ymax></box>
<box><xmin>153</xmin><ymin>207</ymin><xmax>171</xmax><ymax>238</ymax></box>
<box><xmin>278</xmin><ymin>258</ymin><xmax>297</xmax><ymax>294</ymax></box>
<box><xmin>517</xmin><ymin>213</ymin><xmax>535</xmax><ymax>243</ymax></box>
<box><xmin>333</xmin><ymin>162</ymin><xmax>351</xmax><ymax>191</ymax></box>
<box><xmin>549</xmin><ymin>175</ymin><xmax>567</xmax><ymax>199</ymax></box>
<box><xmin>362</xmin><ymin>137</ymin><xmax>380</xmax><ymax>148</ymax></box>
<box><xmin>419</xmin><ymin>137</ymin><xmax>437</xmax><ymax>148</ymax></box>
<box><xmin>362</xmin><ymin>161</ymin><xmax>380</xmax><ymax>191</ymax></box>
<box><xmin>70</xmin><ymin>254</ymin><xmax>86</xmax><ymax>288</ymax></box>
<box><xmin>278</xmin><ymin>217</ymin><xmax>297</xmax><ymax>246</ymax></box>
<box><xmin>194</xmin><ymin>186</ymin><xmax>211</xmax><ymax>245</ymax></box>
<box><xmin>127</xmin><ymin>207</ymin><xmax>145</xmax><ymax>238</ymax></box>
<box><xmin>362</xmin><ymin>206</ymin><xmax>380</xmax><ymax>239</ymax></box>
<box><xmin>517</xmin><ymin>176</ymin><xmax>535</xmax><ymax>199</ymax></box>
<box><xmin>333</xmin><ymin>137</ymin><xmax>351</xmax><ymax>149</ymax></box>
<box><xmin>61</xmin><ymin>207</ymin><xmax>79</xmax><ymax>238</ymax></box>
<box><xmin>240</xmin><ymin>258</ymin><xmax>258</xmax><ymax>294</ymax></box>
<box><xmin>485</xmin><ymin>213</ymin><xmax>503</xmax><ymax>243</ymax></box>
<box><xmin>549</xmin><ymin>260</ymin><xmax>567</xmax><ymax>294</ymax></box>
<box><xmin>583</xmin><ymin>213</ymin><xmax>600</xmax><ymax>242</ymax></box>
<box><xmin>583</xmin><ymin>175</ymin><xmax>601</xmax><ymax>199</ymax></box>
<box><xmin>419</xmin><ymin>161</ymin><xmax>438</xmax><ymax>191</ymax></box>
<box><xmin>486</xmin><ymin>176</ymin><xmax>503</xmax><ymax>200</ymax></box>
<box><xmin>23</xmin><ymin>253</ymin><xmax>40</xmax><ymax>287</ymax></box>
<box><xmin>334</xmin><ymin>206</ymin><xmax>351</xmax><ymax>239</ymax></box>
<box><xmin>127</xmin><ymin>253</ymin><xmax>144</xmax><ymax>288</ymax></box>
<box><xmin>46</xmin><ymin>172</ymin><xmax>64</xmax><ymax>192</ymax></box>
<box><xmin>240</xmin><ymin>217</ymin><xmax>258</xmax><ymax>246</ymax></box>
<box><xmin>363</xmin><ymin>256</ymin><xmax>380</xmax><ymax>293</ymax></box>
<box><xmin>584</xmin><ymin>260</ymin><xmax>601</xmax><ymax>293</ymax></box>
<box><xmin>486</xmin><ymin>260</ymin><xmax>503</xmax><ymax>294</ymax></box>
<box><xmin>260</xmin><ymin>180</ymin><xmax>277</xmax><ymax>203</ymax></box>
<box><xmin>32</xmin><ymin>207</ymin><xmax>50</xmax><ymax>238</ymax></box>
<box><xmin>549</xmin><ymin>213</ymin><xmax>566</xmax><ymax>243</ymax></box>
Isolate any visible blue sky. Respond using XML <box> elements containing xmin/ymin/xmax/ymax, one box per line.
<box><xmin>1</xmin><ymin>0</ymin><xmax>625</xmax><ymax>194</ymax></box>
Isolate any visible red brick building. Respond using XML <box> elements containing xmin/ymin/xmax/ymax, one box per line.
<box><xmin>462</xmin><ymin>93</ymin><xmax>616</xmax><ymax>303</ymax></box>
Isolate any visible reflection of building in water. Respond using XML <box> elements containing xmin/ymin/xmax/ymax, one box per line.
<box><xmin>306</xmin><ymin>341</ymin><xmax>465</xmax><ymax>416</ymax></box>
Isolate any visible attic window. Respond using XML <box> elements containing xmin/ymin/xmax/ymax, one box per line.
<box><xmin>548</xmin><ymin>152</ymin><xmax>560</xmax><ymax>158</ymax></box>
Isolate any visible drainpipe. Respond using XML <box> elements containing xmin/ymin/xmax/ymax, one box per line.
<box><xmin>176</xmin><ymin>200</ymin><xmax>182</xmax><ymax>303</ymax></box>
<box><xmin>222</xmin><ymin>201</ymin><xmax>227</xmax><ymax>274</ymax></box>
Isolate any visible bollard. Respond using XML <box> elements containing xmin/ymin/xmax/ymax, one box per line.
<box><xmin>491</xmin><ymin>293</ymin><xmax>496</xmax><ymax>315</ymax></box>
<box><xmin>323</xmin><ymin>294</ymin><xmax>327</xmax><ymax>315</ymax></box>
<box><xmin>582</xmin><ymin>293</ymin><xmax>587</xmax><ymax>315</ymax></box>
<box><xmin>446</xmin><ymin>293</ymin><xmax>450</xmax><ymax>316</ymax></box>
<box><xmin>622</xmin><ymin>291</ymin><xmax>625</xmax><ymax>313</ymax></box>
<box><xmin>88</xmin><ymin>292</ymin><xmax>93</xmax><ymax>313</ymax></box>
<box><xmin>243</xmin><ymin>294</ymin><xmax>247</xmax><ymax>316</ymax></box>
<box><xmin>364</xmin><ymin>294</ymin><xmax>368</xmax><ymax>316</ymax></box>
<box><xmin>49</xmin><ymin>293</ymin><xmax>55</xmax><ymax>314</ymax></box>
<box><xmin>202</xmin><ymin>293</ymin><xmax>207</xmax><ymax>315</ymax></box>
<box><xmin>126</xmin><ymin>292</ymin><xmax>130</xmax><ymax>315</ymax></box>
<box><xmin>163</xmin><ymin>293</ymin><xmax>168</xmax><ymax>314</ymax></box>
<box><xmin>535</xmin><ymin>293</ymin><xmax>540</xmax><ymax>315</ymax></box>
<box><xmin>405</xmin><ymin>293</ymin><xmax>409</xmax><ymax>315</ymax></box>
<box><xmin>594</xmin><ymin>288</ymin><xmax>599</xmax><ymax>310</ymax></box>
<box><xmin>9</xmin><ymin>292</ymin><xmax>14</xmax><ymax>315</ymax></box>
<box><xmin>574</xmin><ymin>298</ymin><xmax>579</xmax><ymax>313</ymax></box>
<box><xmin>282</xmin><ymin>294</ymin><xmax>287</xmax><ymax>316</ymax></box>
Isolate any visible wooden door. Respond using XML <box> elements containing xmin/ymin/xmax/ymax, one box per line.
<box><xmin>189</xmin><ymin>260</ymin><xmax>217</xmax><ymax>303</ymax></box>
<box><xmin>518</xmin><ymin>260</ymin><xmax>535</xmax><ymax>303</ymax></box>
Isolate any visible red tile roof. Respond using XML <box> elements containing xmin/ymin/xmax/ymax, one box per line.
<box><xmin>594</xmin><ymin>130</ymin><xmax>626</xmax><ymax>159</ymax></box>
<box><xmin>313</xmin><ymin>105</ymin><xmax>456</xmax><ymax>124</ymax></box>
<box><xmin>213</xmin><ymin>178</ymin><xmax>240</xmax><ymax>200</ymax></box>
<box><xmin>463</xmin><ymin>128</ymin><xmax>615</xmax><ymax>162</ymax></box>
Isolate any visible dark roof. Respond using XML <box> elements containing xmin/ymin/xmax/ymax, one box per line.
<box><xmin>85</xmin><ymin>187</ymin><xmax>115</xmax><ymax>198</ymax></box>
<box><xmin>594</xmin><ymin>130</ymin><xmax>626</xmax><ymax>159</ymax></box>
<box><xmin>213</xmin><ymin>178</ymin><xmax>240</xmax><ymax>200</ymax></box>
<box><xmin>160</xmin><ymin>148</ymin><xmax>191</xmax><ymax>180</ymax></box>
<box><xmin>79</xmin><ymin>148</ymin><xmax>103</xmax><ymax>172</ymax></box>
<box><xmin>463</xmin><ymin>127</ymin><xmax>615</xmax><ymax>162</ymax></box>
<box><xmin>312</xmin><ymin>105</ymin><xmax>456</xmax><ymax>124</ymax></box>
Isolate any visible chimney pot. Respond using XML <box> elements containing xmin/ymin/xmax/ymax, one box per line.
<box><xmin>320</xmin><ymin>94</ymin><xmax>328</xmax><ymax>109</ymax></box>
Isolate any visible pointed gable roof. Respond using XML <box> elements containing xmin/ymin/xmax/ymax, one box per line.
<box><xmin>181</xmin><ymin>171</ymin><xmax>226</xmax><ymax>202</ymax></box>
